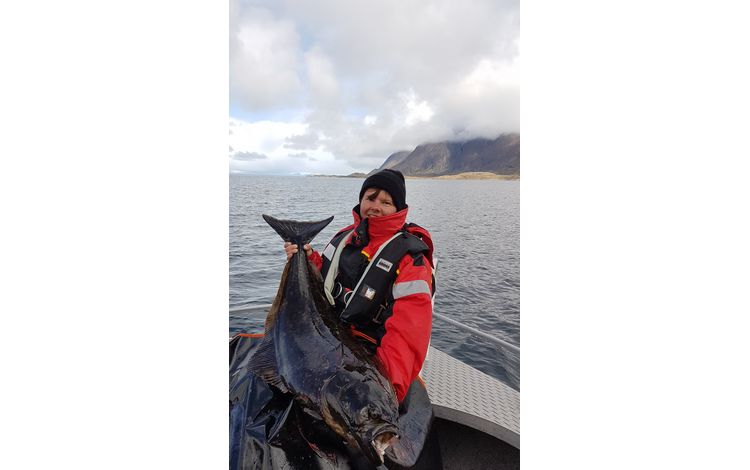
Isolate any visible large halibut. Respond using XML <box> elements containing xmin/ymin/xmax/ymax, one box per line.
<box><xmin>249</xmin><ymin>214</ymin><xmax>402</xmax><ymax>465</ymax></box>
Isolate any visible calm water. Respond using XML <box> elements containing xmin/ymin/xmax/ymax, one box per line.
<box><xmin>229</xmin><ymin>175</ymin><xmax>520</xmax><ymax>390</ymax></box>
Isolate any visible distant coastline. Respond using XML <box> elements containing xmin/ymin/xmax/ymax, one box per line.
<box><xmin>412</xmin><ymin>172</ymin><xmax>519</xmax><ymax>180</ymax></box>
<box><xmin>310</xmin><ymin>171</ymin><xmax>519</xmax><ymax>180</ymax></box>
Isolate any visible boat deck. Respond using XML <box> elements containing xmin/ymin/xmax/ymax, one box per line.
<box><xmin>421</xmin><ymin>347</ymin><xmax>520</xmax><ymax>449</ymax></box>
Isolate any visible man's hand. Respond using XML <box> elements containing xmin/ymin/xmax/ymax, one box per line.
<box><xmin>284</xmin><ymin>242</ymin><xmax>313</xmax><ymax>261</ymax></box>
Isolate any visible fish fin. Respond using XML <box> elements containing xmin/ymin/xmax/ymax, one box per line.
<box><xmin>248</xmin><ymin>336</ymin><xmax>289</xmax><ymax>394</ymax></box>
<box><xmin>262</xmin><ymin>214</ymin><xmax>334</xmax><ymax>246</ymax></box>
<box><xmin>385</xmin><ymin>379</ymin><xmax>435</xmax><ymax>467</ymax></box>
<box><xmin>264</xmin><ymin>263</ymin><xmax>288</xmax><ymax>330</ymax></box>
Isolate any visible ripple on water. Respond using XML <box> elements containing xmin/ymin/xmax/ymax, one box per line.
<box><xmin>230</xmin><ymin>175</ymin><xmax>519</xmax><ymax>388</ymax></box>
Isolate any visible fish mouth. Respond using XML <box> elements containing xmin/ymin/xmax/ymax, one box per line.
<box><xmin>368</xmin><ymin>425</ymin><xmax>399</xmax><ymax>464</ymax></box>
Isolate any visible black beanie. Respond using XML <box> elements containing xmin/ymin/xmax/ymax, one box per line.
<box><xmin>359</xmin><ymin>169</ymin><xmax>407</xmax><ymax>211</ymax></box>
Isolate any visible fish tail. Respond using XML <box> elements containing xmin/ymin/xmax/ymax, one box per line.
<box><xmin>262</xmin><ymin>214</ymin><xmax>334</xmax><ymax>246</ymax></box>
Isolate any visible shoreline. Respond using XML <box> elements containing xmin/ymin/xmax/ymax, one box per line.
<box><xmin>311</xmin><ymin>171</ymin><xmax>519</xmax><ymax>180</ymax></box>
<box><xmin>410</xmin><ymin>172</ymin><xmax>519</xmax><ymax>180</ymax></box>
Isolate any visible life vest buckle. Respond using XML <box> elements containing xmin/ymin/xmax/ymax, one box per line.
<box><xmin>331</xmin><ymin>282</ymin><xmax>344</xmax><ymax>299</ymax></box>
<box><xmin>371</xmin><ymin>304</ymin><xmax>387</xmax><ymax>324</ymax></box>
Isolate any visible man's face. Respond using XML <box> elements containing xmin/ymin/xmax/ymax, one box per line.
<box><xmin>360</xmin><ymin>188</ymin><xmax>397</xmax><ymax>218</ymax></box>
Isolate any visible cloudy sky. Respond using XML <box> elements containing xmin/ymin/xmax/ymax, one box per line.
<box><xmin>229</xmin><ymin>0</ymin><xmax>519</xmax><ymax>175</ymax></box>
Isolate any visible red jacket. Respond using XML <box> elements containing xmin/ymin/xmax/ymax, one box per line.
<box><xmin>309</xmin><ymin>207</ymin><xmax>434</xmax><ymax>402</ymax></box>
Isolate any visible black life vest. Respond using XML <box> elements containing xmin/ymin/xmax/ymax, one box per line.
<box><xmin>321</xmin><ymin>224</ymin><xmax>431</xmax><ymax>343</ymax></box>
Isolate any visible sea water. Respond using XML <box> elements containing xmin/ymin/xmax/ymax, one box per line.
<box><xmin>229</xmin><ymin>175</ymin><xmax>520</xmax><ymax>390</ymax></box>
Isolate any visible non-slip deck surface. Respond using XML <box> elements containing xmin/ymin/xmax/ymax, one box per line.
<box><xmin>421</xmin><ymin>347</ymin><xmax>520</xmax><ymax>449</ymax></box>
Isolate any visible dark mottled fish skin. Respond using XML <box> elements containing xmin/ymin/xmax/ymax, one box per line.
<box><xmin>250</xmin><ymin>214</ymin><xmax>401</xmax><ymax>465</ymax></box>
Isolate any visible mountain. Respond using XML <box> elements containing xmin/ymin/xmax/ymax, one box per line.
<box><xmin>372</xmin><ymin>133</ymin><xmax>519</xmax><ymax>176</ymax></box>
<box><xmin>379</xmin><ymin>150</ymin><xmax>411</xmax><ymax>170</ymax></box>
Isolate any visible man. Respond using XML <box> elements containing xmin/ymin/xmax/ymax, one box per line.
<box><xmin>285</xmin><ymin>169</ymin><xmax>435</xmax><ymax>402</ymax></box>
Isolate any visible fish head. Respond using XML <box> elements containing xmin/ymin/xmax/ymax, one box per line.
<box><xmin>320</xmin><ymin>368</ymin><xmax>400</xmax><ymax>465</ymax></box>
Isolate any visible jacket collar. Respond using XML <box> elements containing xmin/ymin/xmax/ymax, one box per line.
<box><xmin>350</xmin><ymin>205</ymin><xmax>408</xmax><ymax>245</ymax></box>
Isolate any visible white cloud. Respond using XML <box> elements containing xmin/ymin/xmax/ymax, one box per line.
<box><xmin>228</xmin><ymin>118</ymin><xmax>362</xmax><ymax>175</ymax></box>
<box><xmin>229</xmin><ymin>0</ymin><xmax>519</xmax><ymax>174</ymax></box>
<box><xmin>402</xmin><ymin>89</ymin><xmax>435</xmax><ymax>127</ymax></box>
<box><xmin>228</xmin><ymin>118</ymin><xmax>306</xmax><ymax>155</ymax></box>
<box><xmin>459</xmin><ymin>57</ymin><xmax>520</xmax><ymax>98</ymax></box>
<box><xmin>229</xmin><ymin>3</ymin><xmax>302</xmax><ymax>110</ymax></box>
<box><xmin>304</xmin><ymin>46</ymin><xmax>340</xmax><ymax>106</ymax></box>
<box><xmin>288</xmin><ymin>152</ymin><xmax>310</xmax><ymax>159</ymax></box>
<box><xmin>232</xmin><ymin>151</ymin><xmax>267</xmax><ymax>161</ymax></box>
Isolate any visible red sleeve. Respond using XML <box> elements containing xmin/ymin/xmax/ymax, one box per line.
<box><xmin>376</xmin><ymin>255</ymin><xmax>433</xmax><ymax>401</ymax></box>
<box><xmin>309</xmin><ymin>250</ymin><xmax>323</xmax><ymax>271</ymax></box>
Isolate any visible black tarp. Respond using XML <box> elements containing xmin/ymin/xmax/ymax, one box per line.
<box><xmin>229</xmin><ymin>335</ymin><xmax>442</xmax><ymax>470</ymax></box>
